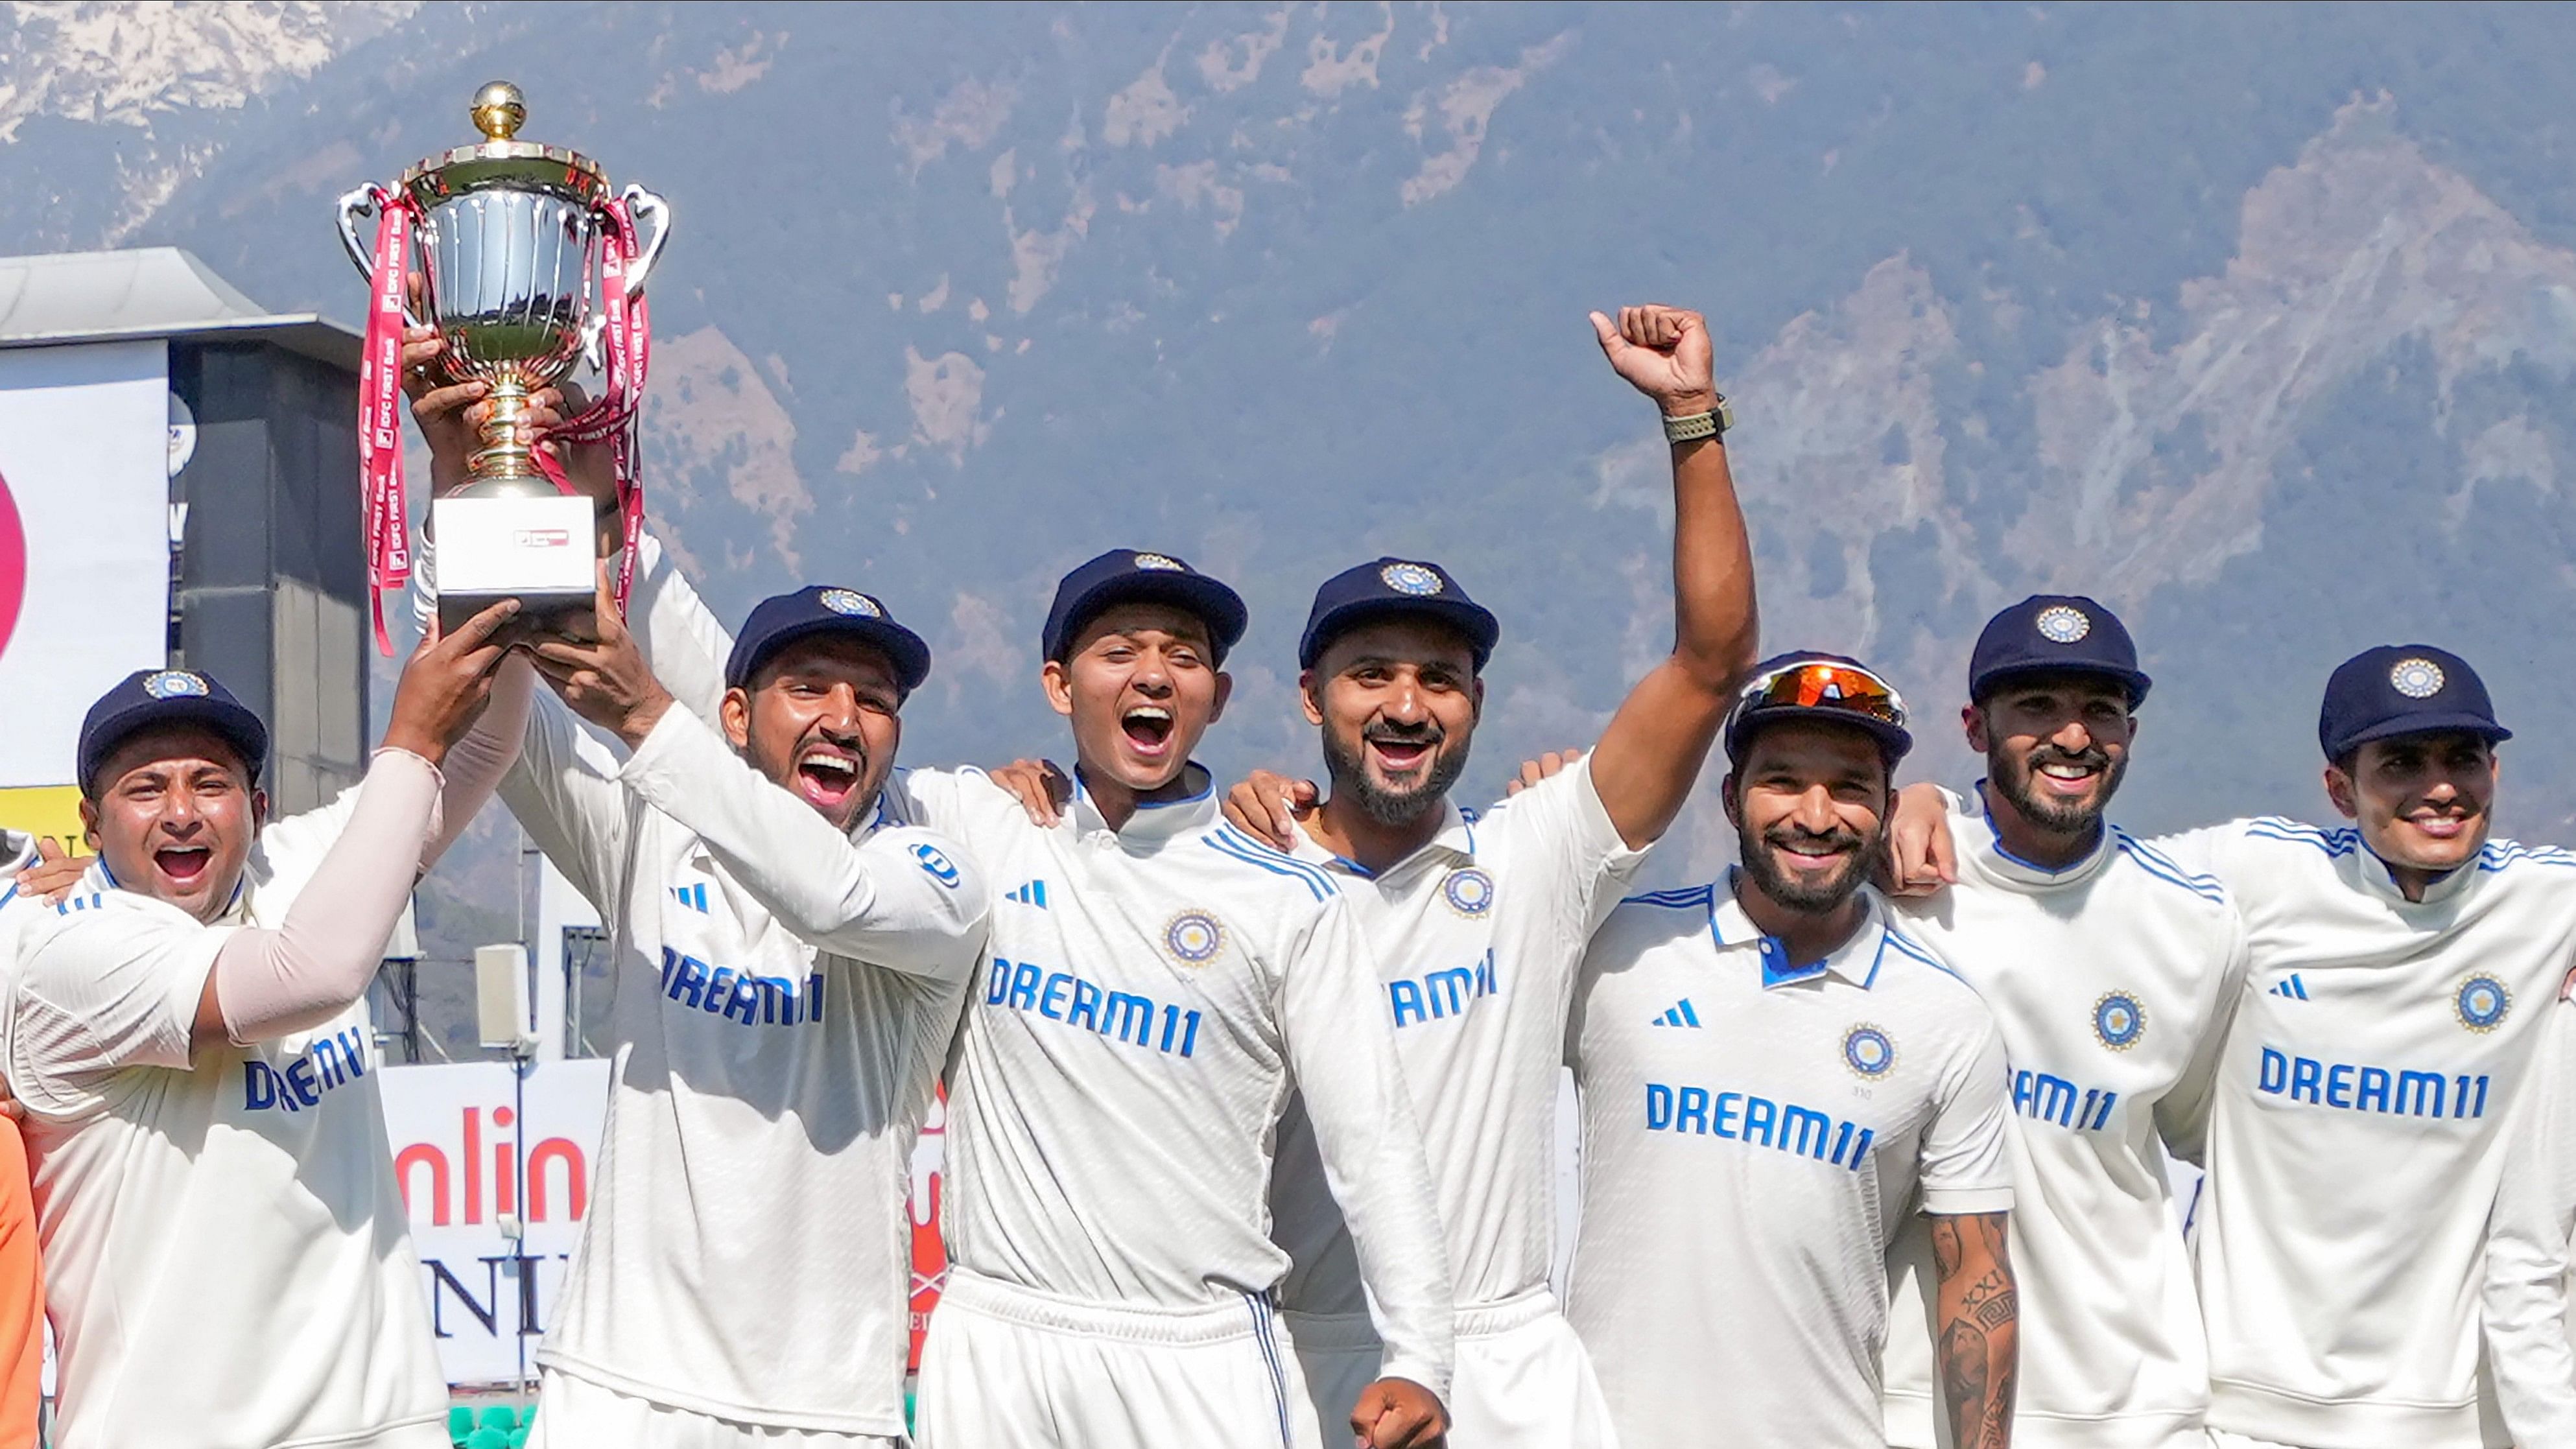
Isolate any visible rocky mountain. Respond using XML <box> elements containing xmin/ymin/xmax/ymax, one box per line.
<box><xmin>8</xmin><ymin>2</ymin><xmax>2576</xmax><ymax>1048</ymax></box>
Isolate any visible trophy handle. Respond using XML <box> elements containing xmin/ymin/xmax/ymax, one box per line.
<box><xmin>337</xmin><ymin>184</ymin><xmax>428</xmax><ymax>327</ymax></box>
<box><xmin>618</xmin><ymin>184</ymin><xmax>672</xmax><ymax>300</ymax></box>
<box><xmin>335</xmin><ymin>185</ymin><xmax>381</xmax><ymax>282</ymax></box>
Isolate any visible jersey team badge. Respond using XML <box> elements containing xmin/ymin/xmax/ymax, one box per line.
<box><xmin>2092</xmin><ymin>991</ymin><xmax>2146</xmax><ymax>1050</ymax></box>
<box><xmin>143</xmin><ymin>670</ymin><xmax>210</xmax><ymax>699</ymax></box>
<box><xmin>818</xmin><ymin>588</ymin><xmax>883</xmax><ymax>618</ymax></box>
<box><xmin>1380</xmin><ymin>561</ymin><xmax>1444</xmax><ymax>596</ymax></box>
<box><xmin>2455</xmin><ymin>973</ymin><xmax>2511</xmax><ymax>1033</ymax></box>
<box><xmin>2035</xmin><ymin>605</ymin><xmax>2091</xmax><ymax>643</ymax></box>
<box><xmin>2390</xmin><ymin>657</ymin><xmax>2446</xmax><ymax>698</ymax></box>
<box><xmin>1842</xmin><ymin>1024</ymin><xmax>1897</xmax><ymax>1078</ymax></box>
<box><xmin>1163</xmin><ymin>910</ymin><xmax>1225</xmax><ymax>965</ymax></box>
<box><xmin>1441</xmin><ymin>867</ymin><xmax>1495</xmax><ymax>917</ymax></box>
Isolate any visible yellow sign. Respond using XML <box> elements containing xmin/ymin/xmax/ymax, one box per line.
<box><xmin>0</xmin><ymin>786</ymin><xmax>90</xmax><ymax>860</ymax></box>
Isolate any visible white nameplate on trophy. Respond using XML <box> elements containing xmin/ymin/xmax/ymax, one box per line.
<box><xmin>431</xmin><ymin>493</ymin><xmax>597</xmax><ymax>635</ymax></box>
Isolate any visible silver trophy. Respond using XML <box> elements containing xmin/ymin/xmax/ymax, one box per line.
<box><xmin>337</xmin><ymin>80</ymin><xmax>670</xmax><ymax>631</ymax></box>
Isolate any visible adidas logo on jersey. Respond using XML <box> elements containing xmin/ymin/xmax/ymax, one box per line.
<box><xmin>2269</xmin><ymin>974</ymin><xmax>2310</xmax><ymax>1000</ymax></box>
<box><xmin>1652</xmin><ymin>998</ymin><xmax>1703</xmax><ymax>1028</ymax></box>
<box><xmin>671</xmin><ymin>882</ymin><xmax>709</xmax><ymax>913</ymax></box>
<box><xmin>1005</xmin><ymin>880</ymin><xmax>1049</xmax><ymax>908</ymax></box>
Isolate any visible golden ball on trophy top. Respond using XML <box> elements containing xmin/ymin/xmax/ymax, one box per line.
<box><xmin>470</xmin><ymin>81</ymin><xmax>526</xmax><ymax>142</ymax></box>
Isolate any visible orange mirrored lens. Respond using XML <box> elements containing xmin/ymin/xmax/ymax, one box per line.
<box><xmin>1747</xmin><ymin>663</ymin><xmax>1905</xmax><ymax>725</ymax></box>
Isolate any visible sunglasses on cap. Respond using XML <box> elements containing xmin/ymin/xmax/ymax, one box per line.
<box><xmin>1735</xmin><ymin>659</ymin><xmax>1909</xmax><ymax>730</ymax></box>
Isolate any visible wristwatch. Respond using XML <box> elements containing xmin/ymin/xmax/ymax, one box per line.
<box><xmin>1663</xmin><ymin>395</ymin><xmax>1733</xmax><ymax>444</ymax></box>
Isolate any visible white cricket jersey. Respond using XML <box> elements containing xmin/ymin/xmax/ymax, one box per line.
<box><xmin>1268</xmin><ymin>759</ymin><xmax>1647</xmax><ymax>1320</ymax></box>
<box><xmin>1566</xmin><ymin>880</ymin><xmax>2015</xmax><ymax>1449</ymax></box>
<box><xmin>2481</xmin><ymin>997</ymin><xmax>2576</xmax><ymax>1448</ymax></box>
<box><xmin>501</xmin><ymin>696</ymin><xmax>987</xmax><ymax>1437</ymax></box>
<box><xmin>903</xmin><ymin>765</ymin><xmax>1457</xmax><ymax>1397</ymax></box>
<box><xmin>3</xmin><ymin>797</ymin><xmax>446</xmax><ymax>1449</ymax></box>
<box><xmin>2160</xmin><ymin>818</ymin><xmax>2576</xmax><ymax>1448</ymax></box>
<box><xmin>1881</xmin><ymin>786</ymin><xmax>2247</xmax><ymax>1449</ymax></box>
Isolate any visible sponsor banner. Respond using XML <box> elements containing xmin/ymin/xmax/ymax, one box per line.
<box><xmin>0</xmin><ymin>342</ymin><xmax>171</xmax><ymax>787</ymax></box>
<box><xmin>910</xmin><ymin>1090</ymin><xmax>948</xmax><ymax>1365</ymax></box>
<box><xmin>381</xmin><ymin>1059</ymin><xmax>609</xmax><ymax>1387</ymax></box>
<box><xmin>383</xmin><ymin>1059</ymin><xmax>954</xmax><ymax>1384</ymax></box>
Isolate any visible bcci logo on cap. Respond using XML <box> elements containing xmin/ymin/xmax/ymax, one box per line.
<box><xmin>2093</xmin><ymin>991</ymin><xmax>2146</xmax><ymax>1051</ymax></box>
<box><xmin>1132</xmin><ymin>553</ymin><xmax>1187</xmax><ymax>572</ymax></box>
<box><xmin>2455</xmin><ymin>973</ymin><xmax>2511</xmax><ymax>1033</ymax></box>
<box><xmin>818</xmin><ymin>589</ymin><xmax>883</xmax><ymax>619</ymax></box>
<box><xmin>143</xmin><ymin>670</ymin><xmax>210</xmax><ymax>700</ymax></box>
<box><xmin>2035</xmin><ymin>606</ymin><xmax>2091</xmax><ymax>644</ymax></box>
<box><xmin>1164</xmin><ymin>910</ymin><xmax>1225</xmax><ymax>965</ymax></box>
<box><xmin>1843</xmin><ymin>1024</ymin><xmax>1896</xmax><ymax>1078</ymax></box>
<box><xmin>1441</xmin><ymin>867</ymin><xmax>1494</xmax><ymax>917</ymax></box>
<box><xmin>1380</xmin><ymin>562</ymin><xmax>1444</xmax><ymax>596</ymax></box>
<box><xmin>2391</xmin><ymin>657</ymin><xmax>2446</xmax><ymax>700</ymax></box>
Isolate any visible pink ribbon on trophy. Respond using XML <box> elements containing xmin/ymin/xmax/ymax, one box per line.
<box><xmin>532</xmin><ymin>196</ymin><xmax>653</xmax><ymax>621</ymax></box>
<box><xmin>355</xmin><ymin>183</ymin><xmax>418</xmax><ymax>656</ymax></box>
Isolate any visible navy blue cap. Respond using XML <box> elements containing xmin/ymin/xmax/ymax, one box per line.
<box><xmin>725</xmin><ymin>587</ymin><xmax>932</xmax><ymax>694</ymax></box>
<box><xmin>1723</xmin><ymin>650</ymin><xmax>1914</xmax><ymax>764</ymax></box>
<box><xmin>2319</xmin><ymin>644</ymin><xmax>2511</xmax><ymax>760</ymax></box>
<box><xmin>78</xmin><ymin>668</ymin><xmax>269</xmax><ymax>795</ymax></box>
<box><xmin>1298</xmin><ymin>558</ymin><xmax>1502</xmax><ymax>670</ymax></box>
<box><xmin>1041</xmin><ymin>549</ymin><xmax>1248</xmax><ymax>665</ymax></box>
<box><xmin>1968</xmin><ymin>595</ymin><xmax>2152</xmax><ymax>705</ymax></box>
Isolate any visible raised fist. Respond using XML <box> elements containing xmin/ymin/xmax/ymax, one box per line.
<box><xmin>1589</xmin><ymin>304</ymin><xmax>1719</xmax><ymax>419</ymax></box>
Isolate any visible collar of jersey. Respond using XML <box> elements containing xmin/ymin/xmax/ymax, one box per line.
<box><xmin>1288</xmin><ymin>797</ymin><xmax>1476</xmax><ymax>880</ymax></box>
<box><xmin>1964</xmin><ymin>780</ymin><xmax>2115</xmax><ymax>891</ymax></box>
<box><xmin>91</xmin><ymin>854</ymin><xmax>252</xmax><ymax>924</ymax></box>
<box><xmin>2346</xmin><ymin>832</ymin><xmax>2477</xmax><ymax>908</ymax></box>
<box><xmin>1712</xmin><ymin>868</ymin><xmax>1886</xmax><ymax>989</ymax></box>
<box><xmin>1067</xmin><ymin>762</ymin><xmax>1219</xmax><ymax>843</ymax></box>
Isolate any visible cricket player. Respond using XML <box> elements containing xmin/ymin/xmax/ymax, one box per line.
<box><xmin>408</xmin><ymin>375</ymin><xmax>993</xmax><ymax>1446</ymax></box>
<box><xmin>1081</xmin><ymin>301</ymin><xmax>1756</xmax><ymax>1445</ymax></box>
<box><xmin>3</xmin><ymin>612</ymin><xmax>519</xmax><ymax>1448</ymax></box>
<box><xmin>1893</xmin><ymin>643</ymin><xmax>2576</xmax><ymax>1448</ymax></box>
<box><xmin>1566</xmin><ymin>653</ymin><xmax>2019</xmax><ymax>1449</ymax></box>
<box><xmin>1867</xmin><ymin>596</ymin><xmax>2247</xmax><ymax>1449</ymax></box>
<box><xmin>498</xmin><ymin>584</ymin><xmax>988</xmax><ymax>1449</ymax></box>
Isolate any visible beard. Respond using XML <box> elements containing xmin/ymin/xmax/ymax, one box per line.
<box><xmin>1736</xmin><ymin>818</ymin><xmax>1879</xmax><ymax>913</ymax></box>
<box><xmin>1988</xmin><ymin>741</ymin><xmax>2127</xmax><ymax>835</ymax></box>
<box><xmin>1323</xmin><ymin>722</ymin><xmax>1472</xmax><ymax>827</ymax></box>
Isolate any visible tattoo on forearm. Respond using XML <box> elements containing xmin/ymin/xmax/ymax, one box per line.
<box><xmin>1941</xmin><ymin>1321</ymin><xmax>1989</xmax><ymax>1445</ymax></box>
<box><xmin>1935</xmin><ymin>1214</ymin><xmax>2018</xmax><ymax>1449</ymax></box>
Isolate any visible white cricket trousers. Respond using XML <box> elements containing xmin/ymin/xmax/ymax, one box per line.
<box><xmin>526</xmin><ymin>1369</ymin><xmax>904</xmax><ymax>1448</ymax></box>
<box><xmin>914</xmin><ymin>1269</ymin><xmax>1321</xmax><ymax>1449</ymax></box>
<box><xmin>1286</xmin><ymin>1285</ymin><xmax>1619</xmax><ymax>1448</ymax></box>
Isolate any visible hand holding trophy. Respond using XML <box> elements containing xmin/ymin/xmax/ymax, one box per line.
<box><xmin>337</xmin><ymin>81</ymin><xmax>672</xmax><ymax>646</ymax></box>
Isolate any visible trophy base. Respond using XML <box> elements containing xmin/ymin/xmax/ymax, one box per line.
<box><xmin>431</xmin><ymin>493</ymin><xmax>599</xmax><ymax>641</ymax></box>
